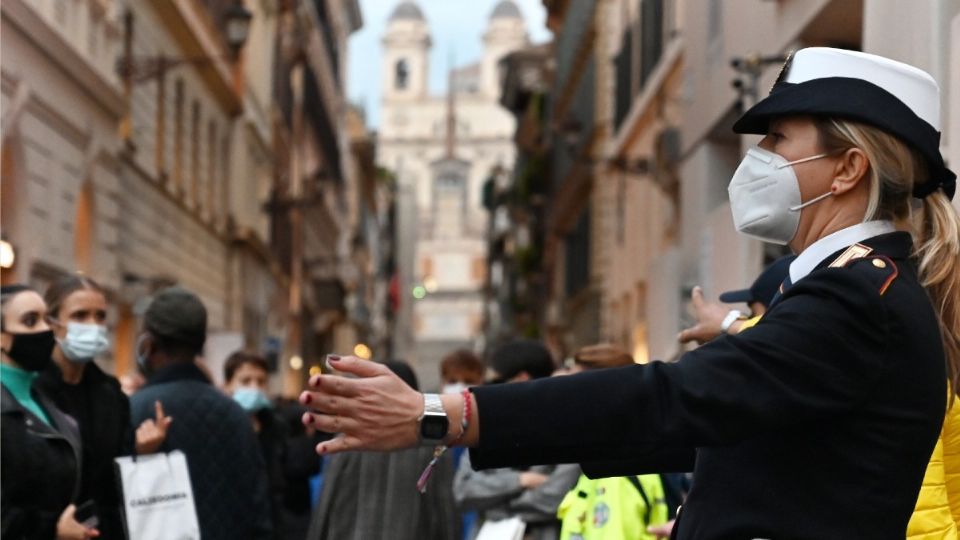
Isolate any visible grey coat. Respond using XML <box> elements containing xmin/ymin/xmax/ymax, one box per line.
<box><xmin>454</xmin><ymin>453</ymin><xmax>579</xmax><ymax>540</ymax></box>
<box><xmin>308</xmin><ymin>447</ymin><xmax>460</xmax><ymax>540</ymax></box>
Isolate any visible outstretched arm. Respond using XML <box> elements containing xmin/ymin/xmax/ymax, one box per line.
<box><xmin>299</xmin><ymin>356</ymin><xmax>479</xmax><ymax>454</ymax></box>
<box><xmin>300</xmin><ymin>270</ymin><xmax>892</xmax><ymax>471</ymax></box>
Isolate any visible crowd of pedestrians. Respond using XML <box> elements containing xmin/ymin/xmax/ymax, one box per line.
<box><xmin>0</xmin><ymin>276</ymin><xmax>690</xmax><ymax>540</ymax></box>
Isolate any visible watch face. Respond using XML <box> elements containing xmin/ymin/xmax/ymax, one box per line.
<box><xmin>421</xmin><ymin>414</ymin><xmax>449</xmax><ymax>440</ymax></box>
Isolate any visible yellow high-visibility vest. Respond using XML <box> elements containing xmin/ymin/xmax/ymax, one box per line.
<box><xmin>558</xmin><ymin>474</ymin><xmax>669</xmax><ymax>540</ymax></box>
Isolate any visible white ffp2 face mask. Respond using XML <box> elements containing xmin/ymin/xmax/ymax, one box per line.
<box><xmin>727</xmin><ymin>146</ymin><xmax>833</xmax><ymax>245</ymax></box>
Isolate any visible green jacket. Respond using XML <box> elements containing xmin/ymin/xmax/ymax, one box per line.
<box><xmin>558</xmin><ymin>474</ymin><xmax>669</xmax><ymax>540</ymax></box>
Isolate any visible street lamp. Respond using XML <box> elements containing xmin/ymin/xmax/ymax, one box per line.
<box><xmin>222</xmin><ymin>3</ymin><xmax>254</xmax><ymax>53</ymax></box>
<box><xmin>116</xmin><ymin>2</ymin><xmax>254</xmax><ymax>84</ymax></box>
<box><xmin>730</xmin><ymin>52</ymin><xmax>790</xmax><ymax>108</ymax></box>
<box><xmin>0</xmin><ymin>239</ymin><xmax>15</xmax><ymax>269</ymax></box>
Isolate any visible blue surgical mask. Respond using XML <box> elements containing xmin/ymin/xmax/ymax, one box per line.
<box><xmin>233</xmin><ymin>387</ymin><xmax>272</xmax><ymax>412</ymax></box>
<box><xmin>57</xmin><ymin>322</ymin><xmax>110</xmax><ymax>363</ymax></box>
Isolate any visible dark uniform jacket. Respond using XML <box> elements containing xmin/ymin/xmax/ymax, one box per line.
<box><xmin>130</xmin><ymin>362</ymin><xmax>273</xmax><ymax>540</ymax></box>
<box><xmin>470</xmin><ymin>232</ymin><xmax>946</xmax><ymax>540</ymax></box>
<box><xmin>1</xmin><ymin>383</ymin><xmax>82</xmax><ymax>539</ymax></box>
<box><xmin>36</xmin><ymin>361</ymin><xmax>132</xmax><ymax>540</ymax></box>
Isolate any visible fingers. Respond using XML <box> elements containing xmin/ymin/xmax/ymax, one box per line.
<box><xmin>63</xmin><ymin>504</ymin><xmax>76</xmax><ymax>519</ymax></box>
<box><xmin>304</xmin><ymin>372</ymin><xmax>363</xmax><ymax>398</ymax></box>
<box><xmin>299</xmin><ymin>391</ymin><xmax>350</xmax><ymax>415</ymax></box>
<box><xmin>690</xmin><ymin>285</ymin><xmax>705</xmax><ymax>311</ymax></box>
<box><xmin>315</xmin><ymin>434</ymin><xmax>362</xmax><ymax>455</ymax></box>
<box><xmin>154</xmin><ymin>400</ymin><xmax>166</xmax><ymax>421</ymax></box>
<box><xmin>301</xmin><ymin>411</ymin><xmax>358</xmax><ymax>433</ymax></box>
<box><xmin>328</xmin><ymin>355</ymin><xmax>389</xmax><ymax>379</ymax></box>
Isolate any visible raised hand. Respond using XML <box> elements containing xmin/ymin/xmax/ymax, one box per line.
<box><xmin>135</xmin><ymin>400</ymin><xmax>172</xmax><ymax>455</ymax></box>
<box><xmin>677</xmin><ymin>286</ymin><xmax>730</xmax><ymax>345</ymax></box>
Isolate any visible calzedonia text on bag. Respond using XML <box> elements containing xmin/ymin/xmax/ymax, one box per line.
<box><xmin>128</xmin><ymin>491</ymin><xmax>190</xmax><ymax>508</ymax></box>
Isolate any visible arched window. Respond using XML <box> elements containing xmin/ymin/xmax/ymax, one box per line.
<box><xmin>395</xmin><ymin>59</ymin><xmax>409</xmax><ymax>90</ymax></box>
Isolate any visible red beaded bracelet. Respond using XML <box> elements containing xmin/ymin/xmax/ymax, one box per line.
<box><xmin>416</xmin><ymin>389</ymin><xmax>472</xmax><ymax>493</ymax></box>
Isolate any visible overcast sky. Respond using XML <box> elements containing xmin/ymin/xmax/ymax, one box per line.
<box><xmin>347</xmin><ymin>0</ymin><xmax>551</xmax><ymax>128</ymax></box>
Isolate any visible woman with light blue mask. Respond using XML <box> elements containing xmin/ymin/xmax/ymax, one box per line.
<box><xmin>36</xmin><ymin>274</ymin><xmax>169</xmax><ymax>540</ymax></box>
<box><xmin>222</xmin><ymin>350</ymin><xmax>321</xmax><ymax>539</ymax></box>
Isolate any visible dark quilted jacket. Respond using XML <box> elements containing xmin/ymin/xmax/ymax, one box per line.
<box><xmin>130</xmin><ymin>363</ymin><xmax>272</xmax><ymax>540</ymax></box>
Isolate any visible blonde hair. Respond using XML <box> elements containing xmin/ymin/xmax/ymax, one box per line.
<box><xmin>817</xmin><ymin>118</ymin><xmax>960</xmax><ymax>395</ymax></box>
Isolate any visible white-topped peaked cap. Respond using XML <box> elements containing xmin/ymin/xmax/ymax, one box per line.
<box><xmin>783</xmin><ymin>47</ymin><xmax>940</xmax><ymax>130</ymax></box>
<box><xmin>733</xmin><ymin>47</ymin><xmax>955</xmax><ymax>199</ymax></box>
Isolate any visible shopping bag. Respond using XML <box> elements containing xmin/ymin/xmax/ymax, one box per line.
<box><xmin>475</xmin><ymin>516</ymin><xmax>526</xmax><ymax>540</ymax></box>
<box><xmin>114</xmin><ymin>451</ymin><xmax>201</xmax><ymax>540</ymax></box>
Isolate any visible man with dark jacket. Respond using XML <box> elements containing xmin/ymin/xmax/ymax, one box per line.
<box><xmin>130</xmin><ymin>287</ymin><xmax>272</xmax><ymax>539</ymax></box>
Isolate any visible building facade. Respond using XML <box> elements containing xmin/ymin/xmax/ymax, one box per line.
<box><xmin>598</xmin><ymin>0</ymin><xmax>960</xmax><ymax>364</ymax></box>
<box><xmin>378</xmin><ymin>0</ymin><xmax>528</xmax><ymax>389</ymax></box>
<box><xmin>1</xmin><ymin>0</ymin><xmax>364</xmax><ymax>396</ymax></box>
<box><xmin>509</xmin><ymin>0</ymin><xmax>959</xmax><ymax>366</ymax></box>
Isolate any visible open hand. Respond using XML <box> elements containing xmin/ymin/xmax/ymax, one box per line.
<box><xmin>677</xmin><ymin>286</ymin><xmax>730</xmax><ymax>345</ymax></box>
<box><xmin>135</xmin><ymin>400</ymin><xmax>172</xmax><ymax>455</ymax></box>
<box><xmin>299</xmin><ymin>356</ymin><xmax>424</xmax><ymax>454</ymax></box>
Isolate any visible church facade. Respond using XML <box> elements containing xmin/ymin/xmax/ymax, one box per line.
<box><xmin>377</xmin><ymin>1</ymin><xmax>528</xmax><ymax>389</ymax></box>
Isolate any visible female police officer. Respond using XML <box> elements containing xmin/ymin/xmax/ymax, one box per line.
<box><xmin>298</xmin><ymin>48</ymin><xmax>960</xmax><ymax>539</ymax></box>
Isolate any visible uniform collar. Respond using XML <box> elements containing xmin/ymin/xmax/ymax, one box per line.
<box><xmin>789</xmin><ymin>220</ymin><xmax>897</xmax><ymax>284</ymax></box>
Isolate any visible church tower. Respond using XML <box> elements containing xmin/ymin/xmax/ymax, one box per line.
<box><xmin>382</xmin><ymin>2</ymin><xmax>431</xmax><ymax>101</ymax></box>
<box><xmin>480</xmin><ymin>0</ymin><xmax>528</xmax><ymax>97</ymax></box>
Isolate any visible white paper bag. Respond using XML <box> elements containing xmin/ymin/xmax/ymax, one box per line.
<box><xmin>115</xmin><ymin>451</ymin><xmax>201</xmax><ymax>540</ymax></box>
<box><xmin>475</xmin><ymin>516</ymin><xmax>526</xmax><ymax>540</ymax></box>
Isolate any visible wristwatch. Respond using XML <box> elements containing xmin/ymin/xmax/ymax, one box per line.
<box><xmin>419</xmin><ymin>394</ymin><xmax>449</xmax><ymax>444</ymax></box>
<box><xmin>720</xmin><ymin>309</ymin><xmax>745</xmax><ymax>334</ymax></box>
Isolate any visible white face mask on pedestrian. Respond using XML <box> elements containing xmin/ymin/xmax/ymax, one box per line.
<box><xmin>442</xmin><ymin>382</ymin><xmax>468</xmax><ymax>395</ymax></box>
<box><xmin>57</xmin><ymin>322</ymin><xmax>110</xmax><ymax>363</ymax></box>
<box><xmin>727</xmin><ymin>146</ymin><xmax>834</xmax><ymax>245</ymax></box>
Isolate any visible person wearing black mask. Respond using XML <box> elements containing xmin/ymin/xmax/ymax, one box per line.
<box><xmin>1</xmin><ymin>284</ymin><xmax>97</xmax><ymax>539</ymax></box>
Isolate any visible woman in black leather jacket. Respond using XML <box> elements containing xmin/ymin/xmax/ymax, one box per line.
<box><xmin>1</xmin><ymin>284</ymin><xmax>95</xmax><ymax>539</ymax></box>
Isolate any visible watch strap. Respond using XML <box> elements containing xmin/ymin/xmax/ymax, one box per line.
<box><xmin>422</xmin><ymin>393</ymin><xmax>444</xmax><ymax>416</ymax></box>
<box><xmin>720</xmin><ymin>310</ymin><xmax>744</xmax><ymax>333</ymax></box>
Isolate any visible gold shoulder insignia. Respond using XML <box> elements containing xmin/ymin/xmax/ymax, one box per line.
<box><xmin>843</xmin><ymin>255</ymin><xmax>899</xmax><ymax>295</ymax></box>
<box><xmin>829</xmin><ymin>243</ymin><xmax>873</xmax><ymax>268</ymax></box>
